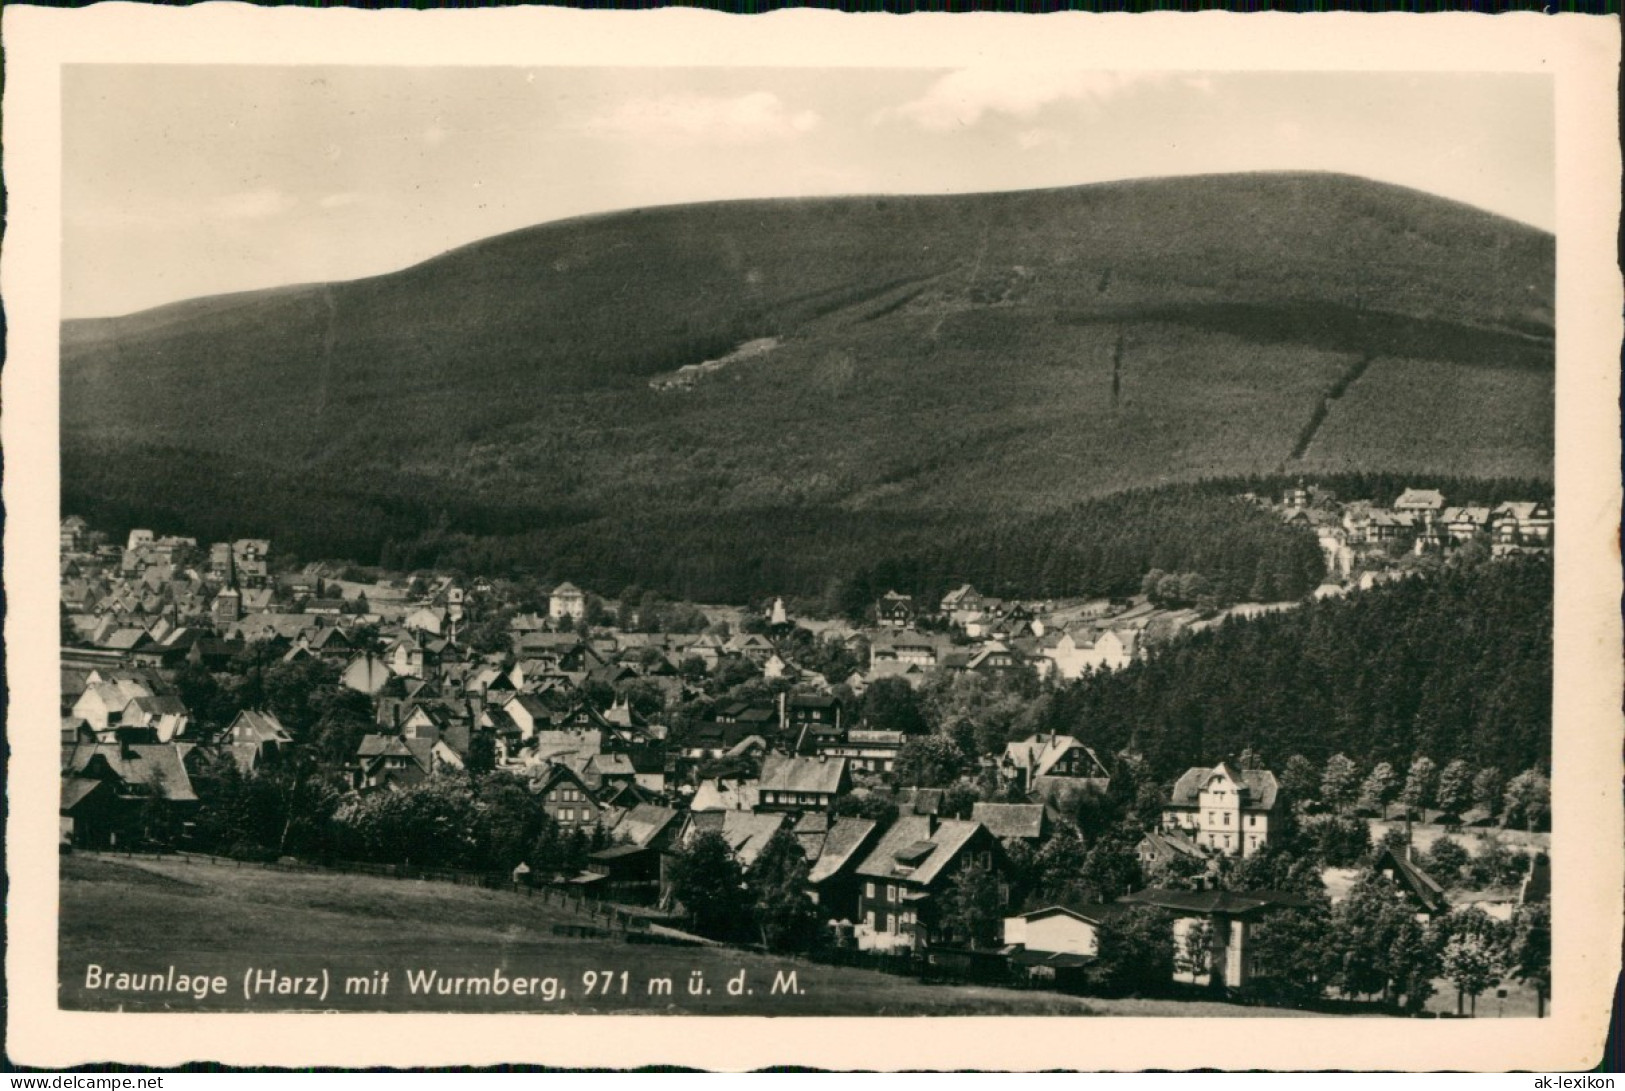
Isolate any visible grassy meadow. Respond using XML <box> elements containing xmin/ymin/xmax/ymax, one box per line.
<box><xmin>59</xmin><ymin>854</ymin><xmax>1317</xmax><ymax>1017</ymax></box>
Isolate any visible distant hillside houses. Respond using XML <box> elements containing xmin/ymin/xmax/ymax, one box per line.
<box><xmin>1275</xmin><ymin>484</ymin><xmax>1551</xmax><ymax>579</ymax></box>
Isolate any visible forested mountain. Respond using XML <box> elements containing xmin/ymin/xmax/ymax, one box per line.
<box><xmin>62</xmin><ymin>172</ymin><xmax>1553</xmax><ymax>602</ymax></box>
<box><xmin>1031</xmin><ymin>557</ymin><xmax>1552</xmax><ymax>780</ymax></box>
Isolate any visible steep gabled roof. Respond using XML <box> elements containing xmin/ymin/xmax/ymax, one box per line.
<box><xmin>971</xmin><ymin>802</ymin><xmax>1048</xmax><ymax>840</ymax></box>
<box><xmin>1372</xmin><ymin>845</ymin><xmax>1449</xmax><ymax>915</ymax></box>
<box><xmin>613</xmin><ymin>803</ymin><xmax>680</xmax><ymax>848</ymax></box>
<box><xmin>854</xmin><ymin>816</ymin><xmax>986</xmax><ymax>886</ymax></box>
<box><xmin>230</xmin><ymin>710</ymin><xmax>293</xmax><ymax>745</ymax></box>
<box><xmin>690</xmin><ymin>777</ymin><xmax>760</xmax><ymax>813</ymax></box>
<box><xmin>530</xmin><ymin>761</ymin><xmax>597</xmax><ymax>799</ymax></box>
<box><xmin>697</xmin><ymin>810</ymin><xmax>789</xmax><ymax>869</ymax></box>
<box><xmin>1394</xmin><ymin>488</ymin><xmax>1446</xmax><ymax>510</ymax></box>
<box><xmin>1166</xmin><ymin>764</ymin><xmax>1280</xmax><ymax>812</ymax></box>
<box><xmin>62</xmin><ymin>743</ymin><xmax>198</xmax><ymax>802</ymax></box>
<box><xmin>758</xmin><ymin>754</ymin><xmax>847</xmax><ymax>795</ymax></box>
<box><xmin>806</xmin><ymin>817</ymin><xmax>881</xmax><ymax>885</ymax></box>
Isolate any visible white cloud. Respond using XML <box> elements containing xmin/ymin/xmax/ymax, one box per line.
<box><xmin>1016</xmin><ymin>128</ymin><xmax>1069</xmax><ymax>151</ymax></box>
<box><xmin>578</xmin><ymin>92</ymin><xmax>820</xmax><ymax>145</ymax></box>
<box><xmin>318</xmin><ymin>192</ymin><xmax>364</xmax><ymax>210</ymax></box>
<box><xmin>885</xmin><ymin>70</ymin><xmax>1161</xmax><ymax>131</ymax></box>
<box><xmin>212</xmin><ymin>188</ymin><xmax>293</xmax><ymax>221</ymax></box>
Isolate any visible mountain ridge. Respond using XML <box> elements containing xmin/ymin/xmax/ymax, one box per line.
<box><xmin>61</xmin><ymin>171</ymin><xmax>1554</xmax><ymax>598</ymax></box>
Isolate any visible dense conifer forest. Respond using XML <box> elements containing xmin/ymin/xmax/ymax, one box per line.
<box><xmin>1033</xmin><ymin>556</ymin><xmax>1552</xmax><ymax>780</ymax></box>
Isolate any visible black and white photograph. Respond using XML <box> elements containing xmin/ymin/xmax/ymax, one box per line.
<box><xmin>6</xmin><ymin>7</ymin><xmax>1621</xmax><ymax>1073</ymax></box>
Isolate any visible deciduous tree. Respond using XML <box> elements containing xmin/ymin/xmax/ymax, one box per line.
<box><xmin>669</xmin><ymin>831</ymin><xmax>746</xmax><ymax>940</ymax></box>
<box><xmin>1436</xmin><ymin>759</ymin><xmax>1474</xmax><ymax>816</ymax></box>
<box><xmin>747</xmin><ymin>830</ymin><xmax>822</xmax><ymax>953</ymax></box>
<box><xmin>1321</xmin><ymin>754</ymin><xmax>1360</xmax><ymax>813</ymax></box>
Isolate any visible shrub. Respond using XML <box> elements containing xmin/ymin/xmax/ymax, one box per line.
<box><xmin>227</xmin><ymin>841</ymin><xmax>280</xmax><ymax>863</ymax></box>
<box><xmin>1422</xmin><ymin>837</ymin><xmax>1471</xmax><ymax>887</ymax></box>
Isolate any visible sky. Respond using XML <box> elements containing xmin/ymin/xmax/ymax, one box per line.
<box><xmin>62</xmin><ymin>66</ymin><xmax>1554</xmax><ymax>318</ymax></box>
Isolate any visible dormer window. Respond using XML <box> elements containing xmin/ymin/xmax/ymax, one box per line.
<box><xmin>893</xmin><ymin>840</ymin><xmax>934</xmax><ymax>876</ymax></box>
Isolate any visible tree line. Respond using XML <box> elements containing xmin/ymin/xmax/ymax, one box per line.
<box><xmin>1027</xmin><ymin>556</ymin><xmax>1551</xmax><ymax>781</ymax></box>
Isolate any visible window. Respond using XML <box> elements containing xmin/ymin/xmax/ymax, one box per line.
<box><xmin>866</xmin><ymin>882</ymin><xmax>875</xmax><ymax>900</ymax></box>
<box><xmin>1248</xmin><ymin>815</ymin><xmax>1256</xmax><ymax>827</ymax></box>
<box><xmin>866</xmin><ymin>911</ymin><xmax>876</xmax><ymax>930</ymax></box>
<box><xmin>1223</xmin><ymin>813</ymin><xmax>1230</xmax><ymax>826</ymax></box>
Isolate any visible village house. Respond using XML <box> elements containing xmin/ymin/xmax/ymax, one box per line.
<box><xmin>1441</xmin><ymin>505</ymin><xmax>1493</xmax><ymax>544</ymax></box>
<box><xmin>1491</xmin><ymin>501</ymin><xmax>1554</xmax><ymax>553</ymax></box>
<box><xmin>755</xmin><ymin>754</ymin><xmax>850</xmax><ymax>814</ymax></box>
<box><xmin>304</xmin><ymin>626</ymin><xmax>355</xmax><ymax>661</ymax></box>
<box><xmin>207</xmin><ymin>542</ymin><xmax>234</xmax><ymax>581</ymax></box>
<box><xmin>231</xmin><ymin>539</ymin><xmax>271</xmax><ymax>588</ymax></box>
<box><xmin>1037</xmin><ymin>627</ymin><xmax>1139</xmax><ymax>681</ymax></box>
<box><xmin>723</xmin><ymin>632</ymin><xmax>776</xmax><ymax>664</ymax></box>
<box><xmin>71</xmin><ymin>678</ymin><xmax>154</xmax><ymax>735</ymax></box>
<box><xmin>804</xmin><ymin>816</ymin><xmax>882</xmax><ymax>923</ymax></box>
<box><xmin>875</xmin><ymin>591</ymin><xmax>916</xmax><ymax>628</ymax></box>
<box><xmin>548</xmin><ymin>581</ymin><xmax>587</xmax><ymax>621</ymax></box>
<box><xmin>1370</xmin><ymin>844</ymin><xmax>1451</xmax><ymax>921</ymax></box>
<box><xmin>869</xmin><ymin>630</ymin><xmax>949</xmax><ymax>671</ymax></box>
<box><xmin>1000</xmin><ymin>734</ymin><xmax>1112</xmax><ymax>796</ymax></box>
<box><xmin>118</xmin><ymin>695</ymin><xmax>191</xmax><ymax>743</ymax></box>
<box><xmin>404</xmin><ymin>605</ymin><xmax>448</xmax><ymax>637</ymax></box>
<box><xmin>531</xmin><ymin>763</ymin><xmax>607</xmax><ymax>832</ymax></box>
<box><xmin>341</xmin><ymin>652</ymin><xmax>393</xmax><ymax>696</ymax></box>
<box><xmin>61</xmin><ymin>515</ymin><xmax>89</xmax><ymax>554</ymax></box>
<box><xmin>386</xmin><ymin>635</ymin><xmax>427</xmax><ymax>679</ymax></box>
<box><xmin>939</xmin><ymin>584</ymin><xmax>990</xmax><ymax>628</ymax></box>
<box><xmin>61</xmin><ymin>739</ymin><xmax>198</xmax><ymax>849</ymax></box>
<box><xmin>1135</xmin><ymin>828</ymin><xmax>1209</xmax><ymax>874</ymax></box>
<box><xmin>817</xmin><ymin>728</ymin><xmax>905</xmax><ymax>776</ymax></box>
<box><xmin>784</xmin><ymin>692</ymin><xmax>843</xmax><ymax>734</ymax></box>
<box><xmin>853</xmin><ymin>816</ymin><xmax>1011</xmax><ymax>952</ymax></box>
<box><xmin>572</xmin><ymin>803</ymin><xmax>680</xmax><ymax>902</ymax></box>
<box><xmin>660</xmin><ymin>810</ymin><xmax>788</xmax><ymax>909</ymax></box>
<box><xmin>1002</xmin><ymin>903</ymin><xmax>1128</xmax><ymax>989</ymax></box>
<box><xmin>675</xmin><ymin>720</ymin><xmax>761</xmax><ymax>767</ymax></box>
<box><xmin>501</xmin><ymin>693</ymin><xmax>554</xmax><ymax>742</ymax></box>
<box><xmin>352</xmin><ymin>734</ymin><xmax>436</xmax><ymax>790</ymax></box>
<box><xmin>1160</xmin><ymin>762</ymin><xmax>1281</xmax><ymax>858</ymax></box>
<box><xmin>1368</xmin><ymin>508</ymin><xmax>1419</xmax><ymax>543</ymax></box>
<box><xmin>970</xmin><ymin>802</ymin><xmax>1052</xmax><ymax>846</ymax></box>
<box><xmin>942</xmin><ymin>640</ymin><xmax>1029</xmax><ymax>682</ymax></box>
<box><xmin>223</xmin><ymin>710</ymin><xmax>295</xmax><ymax>773</ymax></box>
<box><xmin>690</xmin><ymin>774</ymin><xmax>760</xmax><ymax>813</ymax></box>
<box><xmin>1393</xmin><ymin>488</ymin><xmax>1446</xmax><ymax>526</ymax></box>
